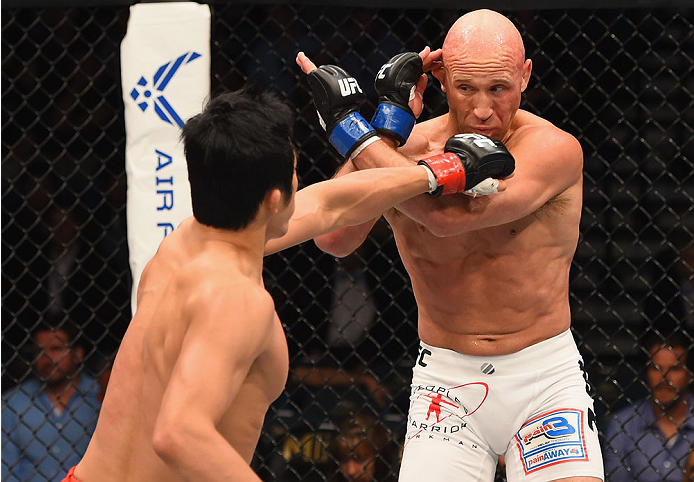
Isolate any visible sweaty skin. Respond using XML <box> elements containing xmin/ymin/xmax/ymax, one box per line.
<box><xmin>75</xmin><ymin>217</ymin><xmax>288</xmax><ymax>482</ymax></box>
<box><xmin>306</xmin><ymin>9</ymin><xmax>584</xmax><ymax>358</ymax></box>
<box><xmin>72</xmin><ymin>165</ymin><xmax>433</xmax><ymax>481</ymax></box>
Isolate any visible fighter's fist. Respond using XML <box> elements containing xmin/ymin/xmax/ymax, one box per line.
<box><xmin>371</xmin><ymin>52</ymin><xmax>423</xmax><ymax>146</ymax></box>
<box><xmin>418</xmin><ymin>134</ymin><xmax>515</xmax><ymax>196</ymax></box>
<box><xmin>306</xmin><ymin>65</ymin><xmax>378</xmax><ymax>158</ymax></box>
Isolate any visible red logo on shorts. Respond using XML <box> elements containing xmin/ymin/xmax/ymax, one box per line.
<box><xmin>424</xmin><ymin>393</ymin><xmax>459</xmax><ymax>423</ymax></box>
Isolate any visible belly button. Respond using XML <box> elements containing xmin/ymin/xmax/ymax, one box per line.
<box><xmin>510</xmin><ymin>229</ymin><xmax>517</xmax><ymax>236</ymax></box>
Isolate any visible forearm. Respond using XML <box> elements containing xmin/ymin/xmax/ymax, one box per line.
<box><xmin>353</xmin><ymin>140</ymin><xmax>495</xmax><ymax>236</ymax></box>
<box><xmin>319</xmin><ymin>166</ymin><xmax>430</xmax><ymax>226</ymax></box>
<box><xmin>353</xmin><ymin>138</ymin><xmax>414</xmax><ymax>169</ymax></box>
<box><xmin>352</xmin><ymin>141</ymin><xmax>465</xmax><ymax>233</ymax></box>
<box><xmin>265</xmin><ymin>165</ymin><xmax>429</xmax><ymax>254</ymax></box>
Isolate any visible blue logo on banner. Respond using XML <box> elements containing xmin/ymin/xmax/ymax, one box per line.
<box><xmin>129</xmin><ymin>51</ymin><xmax>202</xmax><ymax>127</ymax></box>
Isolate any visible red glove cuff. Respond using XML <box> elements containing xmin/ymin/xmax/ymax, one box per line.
<box><xmin>418</xmin><ymin>152</ymin><xmax>467</xmax><ymax>196</ymax></box>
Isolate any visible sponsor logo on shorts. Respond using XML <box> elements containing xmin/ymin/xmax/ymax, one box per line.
<box><xmin>417</xmin><ymin>346</ymin><xmax>432</xmax><ymax>367</ymax></box>
<box><xmin>515</xmin><ymin>408</ymin><xmax>588</xmax><ymax>474</ymax></box>
<box><xmin>480</xmin><ymin>363</ymin><xmax>495</xmax><ymax>375</ymax></box>
<box><xmin>129</xmin><ymin>51</ymin><xmax>202</xmax><ymax>127</ymax></box>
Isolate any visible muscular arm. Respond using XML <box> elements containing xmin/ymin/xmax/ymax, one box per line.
<box><xmin>151</xmin><ymin>284</ymin><xmax>272</xmax><ymax>481</ymax></box>
<box><xmin>264</xmin><ymin>162</ymin><xmax>429</xmax><ymax>255</ymax></box>
<box><xmin>332</xmin><ymin>126</ymin><xmax>582</xmax><ymax>238</ymax></box>
<box><xmin>406</xmin><ymin>128</ymin><xmax>583</xmax><ymax>236</ymax></box>
<box><xmin>311</xmin><ymin>160</ymin><xmax>379</xmax><ymax>257</ymax></box>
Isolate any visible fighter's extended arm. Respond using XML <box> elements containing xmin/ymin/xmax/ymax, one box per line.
<box><xmin>152</xmin><ymin>283</ymin><xmax>273</xmax><ymax>481</ymax></box>
<box><xmin>388</xmin><ymin>126</ymin><xmax>583</xmax><ymax>236</ymax></box>
<box><xmin>311</xmin><ymin>161</ymin><xmax>379</xmax><ymax>258</ymax></box>
<box><xmin>313</xmin><ymin>127</ymin><xmax>580</xmax><ymax>256</ymax></box>
<box><xmin>350</xmin><ymin>127</ymin><xmax>582</xmax><ymax>237</ymax></box>
<box><xmin>264</xmin><ymin>165</ymin><xmax>430</xmax><ymax>255</ymax></box>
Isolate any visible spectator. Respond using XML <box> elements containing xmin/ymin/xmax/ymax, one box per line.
<box><xmin>328</xmin><ymin>411</ymin><xmax>398</xmax><ymax>482</ymax></box>
<box><xmin>604</xmin><ymin>331</ymin><xmax>694</xmax><ymax>481</ymax></box>
<box><xmin>2</xmin><ymin>322</ymin><xmax>101</xmax><ymax>482</ymax></box>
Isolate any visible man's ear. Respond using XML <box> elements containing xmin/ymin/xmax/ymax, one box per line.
<box><xmin>264</xmin><ymin>188</ymin><xmax>283</xmax><ymax>214</ymax></box>
<box><xmin>520</xmin><ymin>59</ymin><xmax>532</xmax><ymax>92</ymax></box>
<box><xmin>432</xmin><ymin>65</ymin><xmax>447</xmax><ymax>93</ymax></box>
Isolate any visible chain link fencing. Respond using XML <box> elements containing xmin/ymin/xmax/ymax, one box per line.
<box><xmin>2</xmin><ymin>4</ymin><xmax>693</xmax><ymax>481</ymax></box>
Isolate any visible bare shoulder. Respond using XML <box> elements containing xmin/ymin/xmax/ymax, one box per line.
<box><xmin>509</xmin><ymin>112</ymin><xmax>583</xmax><ymax>173</ymax></box>
<box><xmin>182</xmin><ymin>261</ymin><xmax>275</xmax><ymax>332</ymax></box>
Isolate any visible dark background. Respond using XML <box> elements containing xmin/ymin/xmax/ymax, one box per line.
<box><xmin>2</xmin><ymin>1</ymin><xmax>693</xmax><ymax>480</ymax></box>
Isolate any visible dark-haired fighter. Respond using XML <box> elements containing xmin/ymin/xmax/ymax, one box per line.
<box><xmin>63</xmin><ymin>85</ymin><xmax>486</xmax><ymax>482</ymax></box>
<box><xmin>298</xmin><ymin>8</ymin><xmax>603</xmax><ymax>482</ymax></box>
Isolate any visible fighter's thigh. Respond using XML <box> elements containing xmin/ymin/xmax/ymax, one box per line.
<box><xmin>398</xmin><ymin>432</ymin><xmax>497</xmax><ymax>482</ymax></box>
<box><xmin>503</xmin><ymin>384</ymin><xmax>603</xmax><ymax>482</ymax></box>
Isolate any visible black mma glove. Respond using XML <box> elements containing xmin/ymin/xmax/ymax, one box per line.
<box><xmin>418</xmin><ymin>134</ymin><xmax>515</xmax><ymax>196</ymax></box>
<box><xmin>306</xmin><ymin>65</ymin><xmax>379</xmax><ymax>158</ymax></box>
<box><xmin>371</xmin><ymin>52</ymin><xmax>423</xmax><ymax>146</ymax></box>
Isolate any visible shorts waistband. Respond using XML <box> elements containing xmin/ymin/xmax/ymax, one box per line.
<box><xmin>419</xmin><ymin>329</ymin><xmax>580</xmax><ymax>375</ymax></box>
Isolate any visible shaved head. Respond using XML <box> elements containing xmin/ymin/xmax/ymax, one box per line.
<box><xmin>443</xmin><ymin>10</ymin><xmax>525</xmax><ymax>72</ymax></box>
<box><xmin>432</xmin><ymin>9</ymin><xmax>532</xmax><ymax>142</ymax></box>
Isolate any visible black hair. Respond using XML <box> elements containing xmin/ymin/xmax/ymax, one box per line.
<box><xmin>328</xmin><ymin>411</ymin><xmax>398</xmax><ymax>482</ymax></box>
<box><xmin>31</xmin><ymin>320</ymin><xmax>82</xmax><ymax>349</ymax></box>
<box><xmin>643</xmin><ymin>330</ymin><xmax>691</xmax><ymax>354</ymax></box>
<box><xmin>642</xmin><ymin>329</ymin><xmax>693</xmax><ymax>373</ymax></box>
<box><xmin>181</xmin><ymin>85</ymin><xmax>295</xmax><ymax>230</ymax></box>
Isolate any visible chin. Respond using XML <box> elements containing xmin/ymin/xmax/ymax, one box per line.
<box><xmin>654</xmin><ymin>392</ymin><xmax>678</xmax><ymax>407</ymax></box>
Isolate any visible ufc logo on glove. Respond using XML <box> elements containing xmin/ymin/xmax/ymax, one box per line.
<box><xmin>460</xmin><ymin>133</ymin><xmax>498</xmax><ymax>149</ymax></box>
<box><xmin>376</xmin><ymin>63</ymin><xmax>392</xmax><ymax>79</ymax></box>
<box><xmin>338</xmin><ymin>78</ymin><xmax>362</xmax><ymax>96</ymax></box>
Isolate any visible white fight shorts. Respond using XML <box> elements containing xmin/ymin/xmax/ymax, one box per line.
<box><xmin>399</xmin><ymin>330</ymin><xmax>604</xmax><ymax>481</ymax></box>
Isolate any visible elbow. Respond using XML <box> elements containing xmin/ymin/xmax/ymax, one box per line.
<box><xmin>314</xmin><ymin>231</ymin><xmax>357</xmax><ymax>258</ymax></box>
<box><xmin>152</xmin><ymin>419</ymin><xmax>187</xmax><ymax>466</ymax></box>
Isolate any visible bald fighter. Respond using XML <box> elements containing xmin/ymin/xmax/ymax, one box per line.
<box><xmin>298</xmin><ymin>9</ymin><xmax>603</xmax><ymax>482</ymax></box>
<box><xmin>62</xmin><ymin>83</ymin><xmax>499</xmax><ymax>482</ymax></box>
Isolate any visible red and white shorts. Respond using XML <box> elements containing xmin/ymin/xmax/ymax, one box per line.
<box><xmin>398</xmin><ymin>330</ymin><xmax>604</xmax><ymax>481</ymax></box>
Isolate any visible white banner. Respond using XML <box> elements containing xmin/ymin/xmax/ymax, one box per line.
<box><xmin>121</xmin><ymin>2</ymin><xmax>210</xmax><ymax>312</ymax></box>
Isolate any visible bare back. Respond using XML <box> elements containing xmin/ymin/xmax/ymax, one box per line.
<box><xmin>387</xmin><ymin>110</ymin><xmax>582</xmax><ymax>356</ymax></box>
<box><xmin>74</xmin><ymin>218</ymin><xmax>288</xmax><ymax>481</ymax></box>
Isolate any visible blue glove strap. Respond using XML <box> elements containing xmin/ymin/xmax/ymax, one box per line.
<box><xmin>328</xmin><ymin>112</ymin><xmax>376</xmax><ymax>158</ymax></box>
<box><xmin>371</xmin><ymin>103</ymin><xmax>415</xmax><ymax>146</ymax></box>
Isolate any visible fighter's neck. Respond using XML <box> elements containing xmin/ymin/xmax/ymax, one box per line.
<box><xmin>187</xmin><ymin>218</ymin><xmax>267</xmax><ymax>278</ymax></box>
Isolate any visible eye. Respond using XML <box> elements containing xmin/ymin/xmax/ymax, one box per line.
<box><xmin>490</xmin><ymin>85</ymin><xmax>506</xmax><ymax>92</ymax></box>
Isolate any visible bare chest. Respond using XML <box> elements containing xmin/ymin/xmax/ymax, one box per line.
<box><xmin>383</xmin><ymin>207</ymin><xmax>577</xmax><ymax>316</ymax></box>
<box><xmin>390</xmin><ymin>213</ymin><xmax>535</xmax><ymax>263</ymax></box>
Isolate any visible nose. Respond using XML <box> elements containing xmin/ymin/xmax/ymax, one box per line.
<box><xmin>472</xmin><ymin>93</ymin><xmax>493</xmax><ymax>122</ymax></box>
<box><xmin>342</xmin><ymin>459</ymin><xmax>363</xmax><ymax>480</ymax></box>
